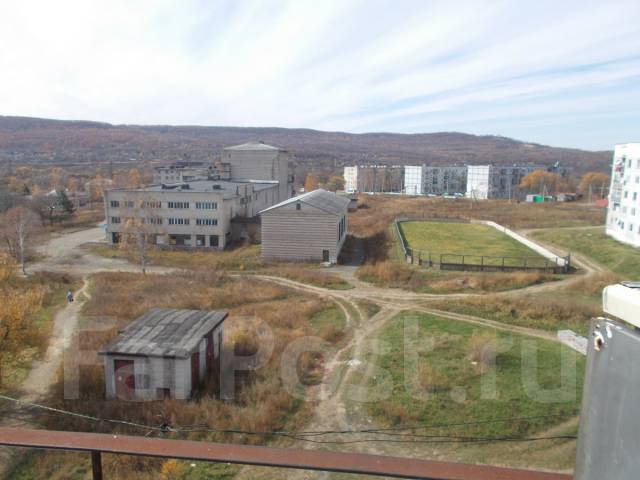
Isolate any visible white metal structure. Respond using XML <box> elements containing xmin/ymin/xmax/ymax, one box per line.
<box><xmin>606</xmin><ymin>143</ymin><xmax>640</xmax><ymax>248</ymax></box>
<box><xmin>603</xmin><ymin>283</ymin><xmax>640</xmax><ymax>328</ymax></box>
<box><xmin>404</xmin><ymin>165</ymin><xmax>423</xmax><ymax>195</ymax></box>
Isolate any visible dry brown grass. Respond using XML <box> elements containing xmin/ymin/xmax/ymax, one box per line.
<box><xmin>356</xmin><ymin>260</ymin><xmax>556</xmax><ymax>294</ymax></box>
<box><xmin>432</xmin><ymin>293</ymin><xmax>601</xmax><ymax>334</ymax></box>
<box><xmin>263</xmin><ymin>266</ymin><xmax>353</xmax><ymax>289</ymax></box>
<box><xmin>351</xmin><ymin>195</ymin><xmax>605</xmax><ymax>239</ymax></box>
<box><xmin>31</xmin><ymin>270</ymin><xmax>343</xmax><ymax>478</ymax></box>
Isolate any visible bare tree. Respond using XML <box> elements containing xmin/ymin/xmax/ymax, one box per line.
<box><xmin>0</xmin><ymin>206</ymin><xmax>38</xmax><ymax>275</ymax></box>
<box><xmin>119</xmin><ymin>195</ymin><xmax>163</xmax><ymax>274</ymax></box>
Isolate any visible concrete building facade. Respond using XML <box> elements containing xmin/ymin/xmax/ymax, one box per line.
<box><xmin>100</xmin><ymin>309</ymin><xmax>227</xmax><ymax>400</ymax></box>
<box><xmin>606</xmin><ymin>143</ymin><xmax>640</xmax><ymax>248</ymax></box>
<box><xmin>342</xmin><ymin>165</ymin><xmax>404</xmax><ymax>193</ymax></box>
<box><xmin>404</xmin><ymin>165</ymin><xmax>467</xmax><ymax>196</ymax></box>
<box><xmin>260</xmin><ymin>189</ymin><xmax>349</xmax><ymax>263</ymax></box>
<box><xmin>105</xmin><ymin>180</ymin><xmax>279</xmax><ymax>249</ymax></box>
<box><xmin>221</xmin><ymin>142</ymin><xmax>294</xmax><ymax>203</ymax></box>
<box><xmin>153</xmin><ymin>162</ymin><xmax>214</xmax><ymax>184</ymax></box>
<box><xmin>466</xmin><ymin>165</ymin><xmax>539</xmax><ymax>200</ymax></box>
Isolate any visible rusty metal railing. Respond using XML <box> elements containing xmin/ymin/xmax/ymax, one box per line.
<box><xmin>0</xmin><ymin>427</ymin><xmax>572</xmax><ymax>480</ymax></box>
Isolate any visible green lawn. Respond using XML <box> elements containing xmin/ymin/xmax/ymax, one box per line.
<box><xmin>399</xmin><ymin>221</ymin><xmax>547</xmax><ymax>267</ymax></box>
<box><xmin>531</xmin><ymin>226</ymin><xmax>640</xmax><ymax>280</ymax></box>
<box><xmin>360</xmin><ymin>312</ymin><xmax>583</xmax><ymax>438</ymax></box>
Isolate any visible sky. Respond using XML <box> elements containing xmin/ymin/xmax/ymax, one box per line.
<box><xmin>1</xmin><ymin>0</ymin><xmax>639</xmax><ymax>150</ymax></box>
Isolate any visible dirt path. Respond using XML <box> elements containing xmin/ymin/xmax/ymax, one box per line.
<box><xmin>3</xmin><ymin>224</ymin><xmax>603</xmax><ymax>478</ymax></box>
<box><xmin>0</xmin><ymin>278</ymin><xmax>90</xmax><ymax>478</ymax></box>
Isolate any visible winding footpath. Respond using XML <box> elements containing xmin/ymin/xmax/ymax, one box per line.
<box><xmin>0</xmin><ymin>224</ymin><xmax>608</xmax><ymax>478</ymax></box>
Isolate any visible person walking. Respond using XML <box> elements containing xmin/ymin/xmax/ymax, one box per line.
<box><xmin>66</xmin><ymin>290</ymin><xmax>74</xmax><ymax>303</ymax></box>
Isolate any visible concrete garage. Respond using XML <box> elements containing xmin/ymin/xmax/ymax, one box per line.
<box><xmin>260</xmin><ymin>189</ymin><xmax>349</xmax><ymax>263</ymax></box>
<box><xmin>99</xmin><ymin>308</ymin><xmax>227</xmax><ymax>400</ymax></box>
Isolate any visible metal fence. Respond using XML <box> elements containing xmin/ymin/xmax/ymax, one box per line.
<box><xmin>394</xmin><ymin>218</ymin><xmax>571</xmax><ymax>274</ymax></box>
<box><xmin>0</xmin><ymin>427</ymin><xmax>573</xmax><ymax>480</ymax></box>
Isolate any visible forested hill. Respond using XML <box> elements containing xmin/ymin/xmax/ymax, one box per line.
<box><xmin>0</xmin><ymin>116</ymin><xmax>611</xmax><ymax>173</ymax></box>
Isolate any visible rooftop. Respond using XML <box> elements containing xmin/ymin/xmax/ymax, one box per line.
<box><xmin>224</xmin><ymin>141</ymin><xmax>283</xmax><ymax>152</ymax></box>
<box><xmin>260</xmin><ymin>188</ymin><xmax>350</xmax><ymax>215</ymax></box>
<box><xmin>112</xmin><ymin>179</ymin><xmax>278</xmax><ymax>199</ymax></box>
<box><xmin>99</xmin><ymin>308</ymin><xmax>227</xmax><ymax>359</ymax></box>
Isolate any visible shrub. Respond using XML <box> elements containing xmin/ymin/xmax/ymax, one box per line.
<box><xmin>466</xmin><ymin>332</ymin><xmax>497</xmax><ymax>373</ymax></box>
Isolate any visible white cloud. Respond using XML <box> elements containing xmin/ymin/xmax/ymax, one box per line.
<box><xmin>0</xmin><ymin>0</ymin><xmax>638</xmax><ymax>149</ymax></box>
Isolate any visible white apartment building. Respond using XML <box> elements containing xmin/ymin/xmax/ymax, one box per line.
<box><xmin>344</xmin><ymin>166</ymin><xmax>358</xmax><ymax>193</ymax></box>
<box><xmin>404</xmin><ymin>166</ymin><xmax>423</xmax><ymax>195</ymax></box>
<box><xmin>466</xmin><ymin>165</ymin><xmax>492</xmax><ymax>200</ymax></box>
<box><xmin>606</xmin><ymin>143</ymin><xmax>640</xmax><ymax>248</ymax></box>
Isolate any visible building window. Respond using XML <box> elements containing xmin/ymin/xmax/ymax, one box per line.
<box><xmin>634</xmin><ymin>192</ymin><xmax>638</xmax><ymax>201</ymax></box>
<box><xmin>195</xmin><ymin>202</ymin><xmax>217</xmax><ymax>210</ymax></box>
<box><xmin>147</xmin><ymin>217</ymin><xmax>163</xmax><ymax>225</ymax></box>
<box><xmin>168</xmin><ymin>218</ymin><xmax>190</xmax><ymax>225</ymax></box>
<box><xmin>168</xmin><ymin>201</ymin><xmax>190</xmax><ymax>209</ymax></box>
<box><xmin>110</xmin><ymin>200</ymin><xmax>120</xmax><ymax>208</ymax></box>
<box><xmin>209</xmin><ymin>235</ymin><xmax>219</xmax><ymax>247</ymax></box>
<box><xmin>124</xmin><ymin>200</ymin><xmax>134</xmax><ymax>208</ymax></box>
<box><xmin>630</xmin><ymin>224</ymin><xmax>635</xmax><ymax>232</ymax></box>
<box><xmin>624</xmin><ymin>191</ymin><xmax>629</xmax><ymax>199</ymax></box>
<box><xmin>111</xmin><ymin>217</ymin><xmax>121</xmax><ymax>224</ymax></box>
<box><xmin>143</xmin><ymin>200</ymin><xmax>162</xmax><ymax>208</ymax></box>
<box><xmin>296</xmin><ymin>202</ymin><xmax>301</xmax><ymax>210</ymax></box>
<box><xmin>196</xmin><ymin>218</ymin><xmax>218</xmax><ymax>226</ymax></box>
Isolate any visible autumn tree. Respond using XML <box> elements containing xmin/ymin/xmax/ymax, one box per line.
<box><xmin>519</xmin><ymin>170</ymin><xmax>559</xmax><ymax>195</ymax></box>
<box><xmin>89</xmin><ymin>174</ymin><xmax>107</xmax><ymax>206</ymax></box>
<box><xmin>0</xmin><ymin>206</ymin><xmax>38</xmax><ymax>274</ymax></box>
<box><xmin>50</xmin><ymin>167</ymin><xmax>64</xmax><ymax>191</ymax></box>
<box><xmin>324</xmin><ymin>175</ymin><xmax>345</xmax><ymax>192</ymax></box>
<box><xmin>119</xmin><ymin>196</ymin><xmax>161</xmax><ymax>274</ymax></box>
<box><xmin>0</xmin><ymin>285</ymin><xmax>44</xmax><ymax>386</ymax></box>
<box><xmin>304</xmin><ymin>172</ymin><xmax>320</xmax><ymax>192</ymax></box>
<box><xmin>126</xmin><ymin>169</ymin><xmax>143</xmax><ymax>189</ymax></box>
<box><xmin>579</xmin><ymin>172</ymin><xmax>610</xmax><ymax>199</ymax></box>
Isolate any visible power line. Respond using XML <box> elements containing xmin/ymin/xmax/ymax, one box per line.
<box><xmin>0</xmin><ymin>394</ymin><xmax>578</xmax><ymax>446</ymax></box>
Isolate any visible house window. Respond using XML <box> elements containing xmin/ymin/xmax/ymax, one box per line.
<box><xmin>196</xmin><ymin>218</ymin><xmax>218</xmax><ymax>226</ymax></box>
<box><xmin>209</xmin><ymin>235</ymin><xmax>219</xmax><ymax>247</ymax></box>
<box><xmin>110</xmin><ymin>200</ymin><xmax>120</xmax><ymax>208</ymax></box>
<box><xmin>168</xmin><ymin>218</ymin><xmax>190</xmax><ymax>225</ymax></box>
<box><xmin>296</xmin><ymin>202</ymin><xmax>301</xmax><ymax>210</ymax></box>
<box><xmin>195</xmin><ymin>202</ymin><xmax>217</xmax><ymax>210</ymax></box>
<box><xmin>168</xmin><ymin>201</ymin><xmax>190</xmax><ymax>209</ymax></box>
<box><xmin>111</xmin><ymin>216</ymin><xmax>121</xmax><ymax>224</ymax></box>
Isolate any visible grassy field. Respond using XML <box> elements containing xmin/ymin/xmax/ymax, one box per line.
<box><xmin>531</xmin><ymin>226</ymin><xmax>640</xmax><ymax>280</ymax></box>
<box><xmin>400</xmin><ymin>221</ymin><xmax>546</xmax><ymax>266</ymax></box>
<box><xmin>11</xmin><ymin>271</ymin><xmax>343</xmax><ymax>479</ymax></box>
<box><xmin>352</xmin><ymin>312</ymin><xmax>583</xmax><ymax>469</ymax></box>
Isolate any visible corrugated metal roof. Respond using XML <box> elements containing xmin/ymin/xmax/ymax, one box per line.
<box><xmin>112</xmin><ymin>180</ymin><xmax>277</xmax><ymax>199</ymax></box>
<box><xmin>223</xmin><ymin>141</ymin><xmax>282</xmax><ymax>151</ymax></box>
<box><xmin>99</xmin><ymin>309</ymin><xmax>227</xmax><ymax>359</ymax></box>
<box><xmin>259</xmin><ymin>189</ymin><xmax>350</xmax><ymax>216</ymax></box>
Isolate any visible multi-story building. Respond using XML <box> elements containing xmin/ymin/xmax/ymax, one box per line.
<box><xmin>221</xmin><ymin>142</ymin><xmax>294</xmax><ymax>203</ymax></box>
<box><xmin>404</xmin><ymin>165</ymin><xmax>467</xmax><ymax>196</ymax></box>
<box><xmin>105</xmin><ymin>179</ymin><xmax>279</xmax><ymax>249</ymax></box>
<box><xmin>105</xmin><ymin>142</ymin><xmax>293</xmax><ymax>249</ymax></box>
<box><xmin>343</xmin><ymin>166</ymin><xmax>358</xmax><ymax>193</ymax></box>
<box><xmin>466</xmin><ymin>165</ymin><xmax>539</xmax><ymax>200</ymax></box>
<box><xmin>342</xmin><ymin>165</ymin><xmax>404</xmax><ymax>193</ymax></box>
<box><xmin>606</xmin><ymin>143</ymin><xmax>640</xmax><ymax>248</ymax></box>
<box><xmin>153</xmin><ymin>162</ymin><xmax>214</xmax><ymax>184</ymax></box>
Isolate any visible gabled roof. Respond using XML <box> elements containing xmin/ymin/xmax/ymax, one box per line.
<box><xmin>99</xmin><ymin>308</ymin><xmax>227</xmax><ymax>359</ymax></box>
<box><xmin>260</xmin><ymin>188</ymin><xmax>350</xmax><ymax>216</ymax></box>
<box><xmin>224</xmin><ymin>141</ymin><xmax>282</xmax><ymax>151</ymax></box>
